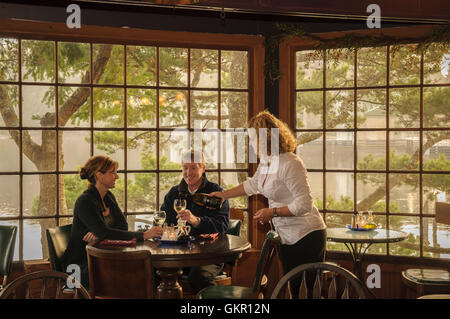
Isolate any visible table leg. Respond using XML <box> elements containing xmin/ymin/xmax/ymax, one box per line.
<box><xmin>156</xmin><ymin>268</ymin><xmax>183</xmax><ymax>299</ymax></box>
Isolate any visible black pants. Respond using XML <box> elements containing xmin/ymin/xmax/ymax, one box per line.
<box><xmin>279</xmin><ymin>229</ymin><xmax>327</xmax><ymax>298</ymax></box>
<box><xmin>183</xmin><ymin>263</ymin><xmax>224</xmax><ymax>292</ymax></box>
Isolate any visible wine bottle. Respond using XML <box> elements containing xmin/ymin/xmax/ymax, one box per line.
<box><xmin>186</xmin><ymin>192</ymin><xmax>223</xmax><ymax>210</ymax></box>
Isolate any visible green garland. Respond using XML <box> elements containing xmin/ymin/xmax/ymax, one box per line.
<box><xmin>265</xmin><ymin>24</ymin><xmax>450</xmax><ymax>83</ymax></box>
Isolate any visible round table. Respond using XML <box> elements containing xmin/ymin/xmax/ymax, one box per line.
<box><xmin>96</xmin><ymin>233</ymin><xmax>251</xmax><ymax>299</ymax></box>
<box><xmin>327</xmin><ymin>227</ymin><xmax>408</xmax><ymax>280</ymax></box>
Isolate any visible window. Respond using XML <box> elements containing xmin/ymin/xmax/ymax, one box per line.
<box><xmin>0</xmin><ymin>22</ymin><xmax>264</xmax><ymax>260</ymax></box>
<box><xmin>283</xmin><ymin>33</ymin><xmax>449</xmax><ymax>259</ymax></box>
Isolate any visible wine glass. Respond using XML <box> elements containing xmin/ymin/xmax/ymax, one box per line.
<box><xmin>153</xmin><ymin>210</ymin><xmax>166</xmax><ymax>227</ymax></box>
<box><xmin>174</xmin><ymin>198</ymin><xmax>186</xmax><ymax>214</ymax></box>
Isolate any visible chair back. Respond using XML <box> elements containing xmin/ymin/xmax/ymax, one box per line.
<box><xmin>271</xmin><ymin>262</ymin><xmax>372</xmax><ymax>299</ymax></box>
<box><xmin>251</xmin><ymin>230</ymin><xmax>283</xmax><ymax>298</ymax></box>
<box><xmin>0</xmin><ymin>270</ymin><xmax>90</xmax><ymax>299</ymax></box>
<box><xmin>226</xmin><ymin>219</ymin><xmax>242</xmax><ymax>236</ymax></box>
<box><xmin>0</xmin><ymin>225</ymin><xmax>17</xmax><ymax>288</ymax></box>
<box><xmin>46</xmin><ymin>224</ymin><xmax>72</xmax><ymax>272</ymax></box>
<box><xmin>86</xmin><ymin>245</ymin><xmax>154</xmax><ymax>299</ymax></box>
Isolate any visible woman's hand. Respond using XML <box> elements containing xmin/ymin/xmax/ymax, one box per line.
<box><xmin>253</xmin><ymin>208</ymin><xmax>273</xmax><ymax>224</ymax></box>
<box><xmin>82</xmin><ymin>232</ymin><xmax>98</xmax><ymax>244</ymax></box>
<box><xmin>143</xmin><ymin>226</ymin><xmax>163</xmax><ymax>240</ymax></box>
<box><xmin>209</xmin><ymin>191</ymin><xmax>226</xmax><ymax>203</ymax></box>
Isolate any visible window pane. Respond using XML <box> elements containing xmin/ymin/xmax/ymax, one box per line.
<box><xmin>389</xmin><ymin>215</ymin><xmax>420</xmax><ymax>257</ymax></box>
<box><xmin>22</xmin><ymin>85</ymin><xmax>56</xmax><ymax>127</ymax></box>
<box><xmin>423</xmin><ymin>174</ymin><xmax>450</xmax><ymax>215</ymax></box>
<box><xmin>357</xmin><ymin>131</ymin><xmax>386</xmax><ymax>170</ymax></box>
<box><xmin>326</xmin><ymin>213</ymin><xmax>350</xmax><ymax>252</ymax></box>
<box><xmin>93</xmin><ymin>88</ymin><xmax>124</xmax><ymax>128</ymax></box>
<box><xmin>159</xmin><ymin>47</ymin><xmax>188</xmax><ymax>87</ymax></box>
<box><xmin>23</xmin><ymin>130</ymin><xmax>57</xmax><ymax>172</ymax></box>
<box><xmin>389</xmin><ymin>88</ymin><xmax>420</xmax><ymax>128</ymax></box>
<box><xmin>24</xmin><ymin>219</ymin><xmax>54</xmax><ymax>260</ymax></box>
<box><xmin>159</xmin><ymin>89</ymin><xmax>187</xmax><ymax>128</ymax></box>
<box><xmin>0</xmin><ymin>38</ymin><xmax>19</xmax><ymax>82</ymax></box>
<box><xmin>296</xmin><ymin>91</ymin><xmax>323</xmax><ymax>129</ymax></box>
<box><xmin>93</xmin><ymin>131</ymin><xmax>124</xmax><ymax>168</ymax></box>
<box><xmin>63</xmin><ymin>173</ymin><xmax>86</xmax><ymax>215</ymax></box>
<box><xmin>60</xmin><ymin>130</ymin><xmax>90</xmax><ymax>171</ymax></box>
<box><xmin>296</xmin><ymin>133</ymin><xmax>323</xmax><ymax>169</ymax></box>
<box><xmin>0</xmin><ymin>130</ymin><xmax>19</xmax><ymax>171</ymax></box>
<box><xmin>423</xmin><ymin>87</ymin><xmax>450</xmax><ymax>128</ymax></box>
<box><xmin>389</xmin><ymin>131</ymin><xmax>420</xmax><ymax>171</ymax></box>
<box><xmin>159</xmin><ymin>172</ymin><xmax>182</xmax><ymax>207</ymax></box>
<box><xmin>23</xmin><ymin>174</ymin><xmax>57</xmax><ymax>217</ymax></box>
<box><xmin>127</xmin><ymin>173</ymin><xmax>157</xmax><ymax>212</ymax></box>
<box><xmin>221</xmin><ymin>129</ymin><xmax>248</xmax><ymax>170</ymax></box>
<box><xmin>423</xmin><ymin>131</ymin><xmax>450</xmax><ymax>172</ymax></box>
<box><xmin>58</xmin><ymin>42</ymin><xmax>90</xmax><ymax>84</ymax></box>
<box><xmin>22</xmin><ymin>40</ymin><xmax>55</xmax><ymax>83</ymax></box>
<box><xmin>357</xmin><ymin>89</ymin><xmax>386</xmax><ymax>128</ymax></box>
<box><xmin>357</xmin><ymin>173</ymin><xmax>386</xmax><ymax>212</ymax></box>
<box><xmin>94</xmin><ymin>44</ymin><xmax>123</xmax><ymax>85</ymax></box>
<box><xmin>127</xmin><ymin>131</ymin><xmax>156</xmax><ymax>170</ymax></box>
<box><xmin>0</xmin><ymin>175</ymin><xmax>19</xmax><ymax>217</ymax></box>
<box><xmin>357</xmin><ymin>46</ymin><xmax>387</xmax><ymax>87</ymax></box>
<box><xmin>127</xmin><ymin>88</ymin><xmax>156</xmax><ymax>128</ymax></box>
<box><xmin>0</xmin><ymin>85</ymin><xmax>19</xmax><ymax>127</ymax></box>
<box><xmin>296</xmin><ymin>50</ymin><xmax>323</xmax><ymax>89</ymax></box>
<box><xmin>126</xmin><ymin>45</ymin><xmax>156</xmax><ymax>86</ymax></box>
<box><xmin>221</xmin><ymin>50</ymin><xmax>248</xmax><ymax>89</ymax></box>
<box><xmin>389</xmin><ymin>174</ymin><xmax>420</xmax><ymax>214</ymax></box>
<box><xmin>221</xmin><ymin>172</ymin><xmax>248</xmax><ymax>209</ymax></box>
<box><xmin>128</xmin><ymin>214</ymin><xmax>155</xmax><ymax>231</ymax></box>
<box><xmin>423</xmin><ymin>42</ymin><xmax>450</xmax><ymax>85</ymax></box>
<box><xmin>221</xmin><ymin>91</ymin><xmax>247</xmax><ymax>129</ymax></box>
<box><xmin>422</xmin><ymin>217</ymin><xmax>450</xmax><ymax>259</ymax></box>
<box><xmin>159</xmin><ymin>131</ymin><xmax>189</xmax><ymax>170</ymax></box>
<box><xmin>326</xmin><ymin>132</ymin><xmax>354</xmax><ymax>169</ymax></box>
<box><xmin>326</xmin><ymin>90</ymin><xmax>354</xmax><ymax>129</ymax></box>
<box><xmin>190</xmin><ymin>49</ymin><xmax>218</xmax><ymax>88</ymax></box>
<box><xmin>308</xmin><ymin>172</ymin><xmax>323</xmax><ymax>210</ymax></box>
<box><xmin>58</xmin><ymin>86</ymin><xmax>90</xmax><ymax>127</ymax></box>
<box><xmin>191</xmin><ymin>90</ymin><xmax>218</xmax><ymax>129</ymax></box>
<box><xmin>326</xmin><ymin>172</ymin><xmax>354</xmax><ymax>211</ymax></box>
<box><xmin>390</xmin><ymin>44</ymin><xmax>420</xmax><ymax>85</ymax></box>
<box><xmin>326</xmin><ymin>49</ymin><xmax>354</xmax><ymax>88</ymax></box>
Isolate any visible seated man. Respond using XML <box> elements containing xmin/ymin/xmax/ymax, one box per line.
<box><xmin>161</xmin><ymin>149</ymin><xmax>230</xmax><ymax>292</ymax></box>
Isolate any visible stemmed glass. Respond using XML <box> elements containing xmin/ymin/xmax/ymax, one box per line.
<box><xmin>173</xmin><ymin>198</ymin><xmax>186</xmax><ymax>215</ymax></box>
<box><xmin>153</xmin><ymin>210</ymin><xmax>166</xmax><ymax>227</ymax></box>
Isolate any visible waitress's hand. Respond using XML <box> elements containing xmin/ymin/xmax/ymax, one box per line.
<box><xmin>253</xmin><ymin>208</ymin><xmax>273</xmax><ymax>225</ymax></box>
<box><xmin>143</xmin><ymin>226</ymin><xmax>163</xmax><ymax>240</ymax></box>
<box><xmin>209</xmin><ymin>191</ymin><xmax>226</xmax><ymax>203</ymax></box>
<box><xmin>82</xmin><ymin>232</ymin><xmax>98</xmax><ymax>244</ymax></box>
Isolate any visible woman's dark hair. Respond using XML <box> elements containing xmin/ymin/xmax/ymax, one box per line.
<box><xmin>79</xmin><ymin>155</ymin><xmax>118</xmax><ymax>187</ymax></box>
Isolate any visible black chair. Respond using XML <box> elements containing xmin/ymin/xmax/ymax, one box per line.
<box><xmin>0</xmin><ymin>225</ymin><xmax>17</xmax><ymax>290</ymax></box>
<box><xmin>197</xmin><ymin>230</ymin><xmax>283</xmax><ymax>299</ymax></box>
<box><xmin>0</xmin><ymin>270</ymin><xmax>90</xmax><ymax>299</ymax></box>
<box><xmin>46</xmin><ymin>224</ymin><xmax>72</xmax><ymax>272</ymax></box>
<box><xmin>270</xmin><ymin>262</ymin><xmax>373</xmax><ymax>299</ymax></box>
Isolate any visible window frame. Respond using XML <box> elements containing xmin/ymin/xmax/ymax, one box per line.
<box><xmin>0</xmin><ymin>18</ymin><xmax>266</xmax><ymax>260</ymax></box>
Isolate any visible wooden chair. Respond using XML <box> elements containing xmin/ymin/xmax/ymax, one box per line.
<box><xmin>46</xmin><ymin>224</ymin><xmax>72</xmax><ymax>272</ymax></box>
<box><xmin>0</xmin><ymin>225</ymin><xmax>17</xmax><ymax>290</ymax></box>
<box><xmin>197</xmin><ymin>230</ymin><xmax>282</xmax><ymax>299</ymax></box>
<box><xmin>0</xmin><ymin>270</ymin><xmax>90</xmax><ymax>299</ymax></box>
<box><xmin>86</xmin><ymin>245</ymin><xmax>155</xmax><ymax>299</ymax></box>
<box><xmin>270</xmin><ymin>262</ymin><xmax>373</xmax><ymax>299</ymax></box>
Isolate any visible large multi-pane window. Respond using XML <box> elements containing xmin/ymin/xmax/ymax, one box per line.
<box><xmin>294</xmin><ymin>43</ymin><xmax>449</xmax><ymax>259</ymax></box>
<box><xmin>0</xmin><ymin>36</ymin><xmax>252</xmax><ymax>260</ymax></box>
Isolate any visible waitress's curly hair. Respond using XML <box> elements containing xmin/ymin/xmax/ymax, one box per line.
<box><xmin>248</xmin><ymin>110</ymin><xmax>297</xmax><ymax>154</ymax></box>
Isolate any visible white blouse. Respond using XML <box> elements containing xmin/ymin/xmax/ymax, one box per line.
<box><xmin>243</xmin><ymin>152</ymin><xmax>326</xmax><ymax>245</ymax></box>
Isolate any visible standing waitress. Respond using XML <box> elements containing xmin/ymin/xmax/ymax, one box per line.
<box><xmin>211</xmin><ymin>111</ymin><xmax>327</xmax><ymax>297</ymax></box>
<box><xmin>62</xmin><ymin>155</ymin><xmax>162</xmax><ymax>288</ymax></box>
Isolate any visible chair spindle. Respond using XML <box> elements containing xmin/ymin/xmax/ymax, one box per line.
<box><xmin>312</xmin><ymin>269</ymin><xmax>322</xmax><ymax>299</ymax></box>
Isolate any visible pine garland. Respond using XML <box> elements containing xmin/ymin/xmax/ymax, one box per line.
<box><xmin>265</xmin><ymin>24</ymin><xmax>450</xmax><ymax>83</ymax></box>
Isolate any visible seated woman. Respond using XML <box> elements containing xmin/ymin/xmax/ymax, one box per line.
<box><xmin>61</xmin><ymin>155</ymin><xmax>163</xmax><ymax>288</ymax></box>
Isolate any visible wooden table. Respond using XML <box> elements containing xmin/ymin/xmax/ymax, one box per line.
<box><xmin>95</xmin><ymin>233</ymin><xmax>251</xmax><ymax>299</ymax></box>
<box><xmin>327</xmin><ymin>227</ymin><xmax>408</xmax><ymax>281</ymax></box>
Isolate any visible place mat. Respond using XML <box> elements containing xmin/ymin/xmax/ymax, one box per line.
<box><xmin>98</xmin><ymin>238</ymin><xmax>137</xmax><ymax>247</ymax></box>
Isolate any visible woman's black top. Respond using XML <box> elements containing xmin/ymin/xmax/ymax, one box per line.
<box><xmin>61</xmin><ymin>186</ymin><xmax>143</xmax><ymax>269</ymax></box>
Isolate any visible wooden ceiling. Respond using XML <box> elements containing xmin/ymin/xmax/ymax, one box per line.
<box><xmin>116</xmin><ymin>0</ymin><xmax>450</xmax><ymax>22</ymax></box>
